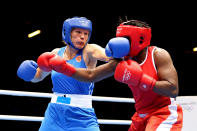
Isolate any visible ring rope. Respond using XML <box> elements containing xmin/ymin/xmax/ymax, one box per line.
<box><xmin>0</xmin><ymin>115</ymin><xmax>132</xmax><ymax>125</ymax></box>
<box><xmin>0</xmin><ymin>89</ymin><xmax>133</xmax><ymax>125</ymax></box>
<box><xmin>1</xmin><ymin>90</ymin><xmax>197</xmax><ymax>128</ymax></box>
<box><xmin>0</xmin><ymin>90</ymin><xmax>135</xmax><ymax>103</ymax></box>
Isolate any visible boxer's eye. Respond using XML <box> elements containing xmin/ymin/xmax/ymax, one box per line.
<box><xmin>76</xmin><ymin>31</ymin><xmax>81</xmax><ymax>34</ymax></box>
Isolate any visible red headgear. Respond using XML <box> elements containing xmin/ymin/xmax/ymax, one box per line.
<box><xmin>116</xmin><ymin>23</ymin><xmax>151</xmax><ymax>57</ymax></box>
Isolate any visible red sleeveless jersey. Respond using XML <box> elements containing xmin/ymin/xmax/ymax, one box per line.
<box><xmin>129</xmin><ymin>46</ymin><xmax>172</xmax><ymax>114</ymax></box>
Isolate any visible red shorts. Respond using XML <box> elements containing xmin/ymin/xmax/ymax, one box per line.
<box><xmin>129</xmin><ymin>104</ymin><xmax>183</xmax><ymax>131</ymax></box>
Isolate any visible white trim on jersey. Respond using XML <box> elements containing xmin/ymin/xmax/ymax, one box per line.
<box><xmin>151</xmin><ymin>47</ymin><xmax>157</xmax><ymax>73</ymax></box>
<box><xmin>140</xmin><ymin>47</ymin><xmax>148</xmax><ymax>66</ymax></box>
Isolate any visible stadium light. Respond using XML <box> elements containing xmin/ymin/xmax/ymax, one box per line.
<box><xmin>193</xmin><ymin>47</ymin><xmax>197</xmax><ymax>52</ymax></box>
<box><xmin>28</xmin><ymin>30</ymin><xmax>41</xmax><ymax>38</ymax></box>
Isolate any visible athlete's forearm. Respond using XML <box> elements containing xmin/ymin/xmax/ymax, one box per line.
<box><xmin>72</xmin><ymin>59</ymin><xmax>119</xmax><ymax>82</ymax></box>
<box><xmin>153</xmin><ymin>80</ymin><xmax>178</xmax><ymax>98</ymax></box>
<box><xmin>31</xmin><ymin>68</ymin><xmax>50</xmax><ymax>83</ymax></box>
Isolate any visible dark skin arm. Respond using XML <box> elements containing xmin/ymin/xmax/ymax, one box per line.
<box><xmin>153</xmin><ymin>48</ymin><xmax>179</xmax><ymax>98</ymax></box>
<box><xmin>72</xmin><ymin>59</ymin><xmax>119</xmax><ymax>82</ymax></box>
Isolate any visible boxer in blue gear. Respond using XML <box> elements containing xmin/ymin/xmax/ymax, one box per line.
<box><xmin>17</xmin><ymin>17</ymin><xmax>112</xmax><ymax>131</ymax></box>
<box><xmin>39</xmin><ymin>47</ymin><xmax>99</xmax><ymax>131</ymax></box>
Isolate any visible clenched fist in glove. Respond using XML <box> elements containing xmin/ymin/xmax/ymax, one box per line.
<box><xmin>105</xmin><ymin>37</ymin><xmax>130</xmax><ymax>58</ymax></box>
<box><xmin>17</xmin><ymin>60</ymin><xmax>38</xmax><ymax>81</ymax></box>
<box><xmin>114</xmin><ymin>60</ymin><xmax>156</xmax><ymax>91</ymax></box>
<box><xmin>37</xmin><ymin>52</ymin><xmax>76</xmax><ymax>76</ymax></box>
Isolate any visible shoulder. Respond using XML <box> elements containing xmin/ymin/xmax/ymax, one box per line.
<box><xmin>85</xmin><ymin>43</ymin><xmax>104</xmax><ymax>51</ymax></box>
<box><xmin>154</xmin><ymin>47</ymin><xmax>171</xmax><ymax>59</ymax></box>
<box><xmin>51</xmin><ymin>48</ymin><xmax>60</xmax><ymax>55</ymax></box>
<box><xmin>84</xmin><ymin>43</ymin><xmax>104</xmax><ymax>54</ymax></box>
<box><xmin>83</xmin><ymin>43</ymin><xmax>109</xmax><ymax>62</ymax></box>
<box><xmin>153</xmin><ymin>47</ymin><xmax>173</xmax><ymax>66</ymax></box>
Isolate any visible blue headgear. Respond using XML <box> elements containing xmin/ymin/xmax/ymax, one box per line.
<box><xmin>62</xmin><ymin>17</ymin><xmax>92</xmax><ymax>50</ymax></box>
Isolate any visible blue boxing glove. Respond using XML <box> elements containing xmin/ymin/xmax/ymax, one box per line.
<box><xmin>105</xmin><ymin>37</ymin><xmax>130</xmax><ymax>58</ymax></box>
<box><xmin>17</xmin><ymin>60</ymin><xmax>38</xmax><ymax>82</ymax></box>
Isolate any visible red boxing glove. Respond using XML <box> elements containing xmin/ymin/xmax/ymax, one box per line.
<box><xmin>37</xmin><ymin>52</ymin><xmax>56</xmax><ymax>72</ymax></box>
<box><xmin>114</xmin><ymin>60</ymin><xmax>156</xmax><ymax>91</ymax></box>
<box><xmin>49</xmin><ymin>55</ymin><xmax>76</xmax><ymax>76</ymax></box>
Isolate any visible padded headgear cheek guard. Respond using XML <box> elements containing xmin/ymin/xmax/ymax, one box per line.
<box><xmin>116</xmin><ymin>24</ymin><xmax>151</xmax><ymax>57</ymax></box>
<box><xmin>62</xmin><ymin>17</ymin><xmax>92</xmax><ymax>50</ymax></box>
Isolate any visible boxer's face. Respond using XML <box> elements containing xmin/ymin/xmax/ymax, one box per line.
<box><xmin>70</xmin><ymin>28</ymin><xmax>89</xmax><ymax>49</ymax></box>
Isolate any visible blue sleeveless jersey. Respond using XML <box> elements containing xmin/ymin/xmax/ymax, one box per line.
<box><xmin>51</xmin><ymin>46</ymin><xmax>94</xmax><ymax>95</ymax></box>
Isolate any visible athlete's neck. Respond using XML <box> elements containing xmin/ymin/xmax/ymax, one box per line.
<box><xmin>64</xmin><ymin>45</ymin><xmax>79</xmax><ymax>60</ymax></box>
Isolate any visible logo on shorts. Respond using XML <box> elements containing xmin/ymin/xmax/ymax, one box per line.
<box><xmin>122</xmin><ymin>68</ymin><xmax>131</xmax><ymax>82</ymax></box>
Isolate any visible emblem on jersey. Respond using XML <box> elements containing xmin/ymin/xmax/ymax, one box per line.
<box><xmin>76</xmin><ymin>55</ymin><xmax>82</xmax><ymax>62</ymax></box>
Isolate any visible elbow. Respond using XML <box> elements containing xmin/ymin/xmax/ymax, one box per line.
<box><xmin>165</xmin><ymin>80</ymin><xmax>179</xmax><ymax>98</ymax></box>
<box><xmin>154</xmin><ymin>81</ymin><xmax>179</xmax><ymax>98</ymax></box>
<box><xmin>86</xmin><ymin>69</ymin><xmax>96</xmax><ymax>82</ymax></box>
<box><xmin>169</xmin><ymin>85</ymin><xmax>179</xmax><ymax>98</ymax></box>
<box><xmin>170</xmin><ymin>91</ymin><xmax>178</xmax><ymax>98</ymax></box>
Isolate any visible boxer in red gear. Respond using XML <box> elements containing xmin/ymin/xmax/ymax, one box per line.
<box><xmin>115</xmin><ymin>46</ymin><xmax>183</xmax><ymax>131</ymax></box>
<box><xmin>115</xmin><ymin>20</ymin><xmax>183</xmax><ymax>131</ymax></box>
<box><xmin>55</xmin><ymin>19</ymin><xmax>183</xmax><ymax>131</ymax></box>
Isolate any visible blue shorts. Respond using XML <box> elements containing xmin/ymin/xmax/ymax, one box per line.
<box><xmin>39</xmin><ymin>103</ymin><xmax>100</xmax><ymax>131</ymax></box>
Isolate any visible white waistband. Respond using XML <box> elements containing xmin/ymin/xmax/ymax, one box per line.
<box><xmin>51</xmin><ymin>93</ymin><xmax>92</xmax><ymax>108</ymax></box>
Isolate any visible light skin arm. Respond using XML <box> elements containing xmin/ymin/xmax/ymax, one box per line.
<box><xmin>31</xmin><ymin>68</ymin><xmax>50</xmax><ymax>83</ymax></box>
<box><xmin>71</xmin><ymin>43</ymin><xmax>118</xmax><ymax>82</ymax></box>
<box><xmin>31</xmin><ymin>43</ymin><xmax>114</xmax><ymax>83</ymax></box>
<box><xmin>31</xmin><ymin>48</ymin><xmax>59</xmax><ymax>83</ymax></box>
<box><xmin>153</xmin><ymin>48</ymin><xmax>179</xmax><ymax>98</ymax></box>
